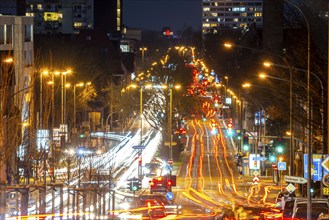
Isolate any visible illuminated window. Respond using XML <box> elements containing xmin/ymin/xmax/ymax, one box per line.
<box><xmin>214</xmin><ymin>2</ymin><xmax>218</xmax><ymax>6</ymax></box>
<box><xmin>44</xmin><ymin>12</ymin><xmax>62</xmax><ymax>21</ymax></box>
<box><xmin>29</xmin><ymin>4</ymin><xmax>33</xmax><ymax>10</ymax></box>
<box><xmin>73</xmin><ymin>22</ymin><xmax>84</xmax><ymax>28</ymax></box>
<box><xmin>203</xmin><ymin>23</ymin><xmax>210</xmax><ymax>27</ymax></box>
<box><xmin>254</xmin><ymin>12</ymin><xmax>262</xmax><ymax>17</ymax></box>
<box><xmin>25</xmin><ymin>13</ymin><xmax>34</xmax><ymax>17</ymax></box>
<box><xmin>233</xmin><ymin>18</ymin><xmax>239</xmax><ymax>22</ymax></box>
<box><xmin>241</xmin><ymin>13</ymin><xmax>247</xmax><ymax>17</ymax></box>
<box><xmin>37</xmin><ymin>4</ymin><xmax>43</xmax><ymax>10</ymax></box>
<box><xmin>210</xmin><ymin>23</ymin><xmax>218</xmax><ymax>27</ymax></box>
<box><xmin>211</xmin><ymin>13</ymin><xmax>217</xmax><ymax>16</ymax></box>
<box><xmin>203</xmin><ymin>7</ymin><xmax>210</xmax><ymax>11</ymax></box>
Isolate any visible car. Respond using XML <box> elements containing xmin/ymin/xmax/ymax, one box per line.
<box><xmin>132</xmin><ymin>197</ymin><xmax>167</xmax><ymax>218</ymax></box>
<box><xmin>139</xmin><ymin>194</ymin><xmax>182</xmax><ymax>215</ymax></box>
<box><xmin>292</xmin><ymin>203</ymin><xmax>328</xmax><ymax>219</ymax></box>
<box><xmin>291</xmin><ymin>198</ymin><xmax>329</xmax><ymax>219</ymax></box>
<box><xmin>144</xmin><ymin>162</ymin><xmax>162</xmax><ymax>177</ymax></box>
<box><xmin>149</xmin><ymin>176</ymin><xmax>170</xmax><ymax>194</ymax></box>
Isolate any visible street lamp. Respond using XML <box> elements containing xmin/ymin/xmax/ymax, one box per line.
<box><xmin>139</xmin><ymin>47</ymin><xmax>147</xmax><ymax>67</ymax></box>
<box><xmin>224</xmin><ymin>42</ymin><xmax>295</xmax><ymax>176</ymax></box>
<box><xmin>239</xmin><ymin>87</ymin><xmax>266</xmax><ymax>152</ymax></box>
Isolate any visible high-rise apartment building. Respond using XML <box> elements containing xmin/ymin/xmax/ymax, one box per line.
<box><xmin>0</xmin><ymin>0</ymin><xmax>123</xmax><ymax>35</ymax></box>
<box><xmin>202</xmin><ymin>0</ymin><xmax>263</xmax><ymax>34</ymax></box>
<box><xmin>25</xmin><ymin>0</ymin><xmax>94</xmax><ymax>34</ymax></box>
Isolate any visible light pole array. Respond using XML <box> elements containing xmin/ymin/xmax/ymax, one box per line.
<box><xmin>224</xmin><ymin>42</ymin><xmax>295</xmax><ymax>175</ymax></box>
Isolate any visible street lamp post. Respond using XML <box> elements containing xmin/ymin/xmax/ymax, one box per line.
<box><xmin>225</xmin><ymin>42</ymin><xmax>295</xmax><ymax>175</ymax></box>
<box><xmin>168</xmin><ymin>86</ymin><xmax>182</xmax><ymax>161</ymax></box>
<box><xmin>74</xmin><ymin>83</ymin><xmax>84</xmax><ymax>130</ymax></box>
<box><xmin>140</xmin><ymin>47</ymin><xmax>147</xmax><ymax>68</ymax></box>
<box><xmin>105</xmin><ymin>110</ymin><xmax>122</xmax><ymax>133</ymax></box>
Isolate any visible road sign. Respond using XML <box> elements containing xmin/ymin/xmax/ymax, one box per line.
<box><xmin>304</xmin><ymin>154</ymin><xmax>328</xmax><ymax>181</ymax></box>
<box><xmin>278</xmin><ymin>162</ymin><xmax>286</xmax><ymax>171</ymax></box>
<box><xmin>252</xmin><ymin>156</ymin><xmax>267</xmax><ymax>161</ymax></box>
<box><xmin>132</xmin><ymin>145</ymin><xmax>145</xmax><ymax>150</ymax></box>
<box><xmin>322</xmin><ymin>156</ymin><xmax>329</xmax><ymax>173</ymax></box>
<box><xmin>253</xmin><ymin>171</ymin><xmax>259</xmax><ymax>176</ymax></box>
<box><xmin>323</xmin><ymin>187</ymin><xmax>329</xmax><ymax>195</ymax></box>
<box><xmin>284</xmin><ymin>175</ymin><xmax>307</xmax><ymax>184</ymax></box>
<box><xmin>166</xmin><ymin>192</ymin><xmax>174</xmax><ymax>201</ymax></box>
<box><xmin>286</xmin><ymin>183</ymin><xmax>296</xmax><ymax>194</ymax></box>
<box><xmin>253</xmin><ymin>176</ymin><xmax>259</xmax><ymax>184</ymax></box>
<box><xmin>323</xmin><ymin>174</ymin><xmax>329</xmax><ymax>187</ymax></box>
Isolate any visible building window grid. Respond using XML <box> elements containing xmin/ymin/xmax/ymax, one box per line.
<box><xmin>198</xmin><ymin>0</ymin><xmax>263</xmax><ymax>32</ymax></box>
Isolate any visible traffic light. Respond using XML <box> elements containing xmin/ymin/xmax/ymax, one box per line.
<box><xmin>127</xmin><ymin>178</ymin><xmax>141</xmax><ymax>191</ymax></box>
<box><xmin>269</xmin><ymin>154</ymin><xmax>277</xmax><ymax>162</ymax></box>
<box><xmin>275</xmin><ymin>136</ymin><xmax>284</xmax><ymax>154</ymax></box>
<box><xmin>242</xmin><ymin>134</ymin><xmax>249</xmax><ymax>151</ymax></box>
<box><xmin>138</xmin><ymin>179</ymin><xmax>142</xmax><ymax>190</ymax></box>
<box><xmin>132</xmin><ymin>179</ymin><xmax>141</xmax><ymax>191</ymax></box>
<box><xmin>132</xmin><ymin>181</ymin><xmax>138</xmax><ymax>191</ymax></box>
<box><xmin>226</xmin><ymin>122</ymin><xmax>234</xmax><ymax>136</ymax></box>
<box><xmin>167</xmin><ymin>179</ymin><xmax>172</xmax><ymax>187</ymax></box>
<box><xmin>127</xmin><ymin>180</ymin><xmax>132</xmax><ymax>190</ymax></box>
<box><xmin>137</xmin><ymin>154</ymin><xmax>142</xmax><ymax>166</ymax></box>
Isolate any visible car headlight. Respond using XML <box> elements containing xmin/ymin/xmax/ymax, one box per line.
<box><xmin>121</xmin><ymin>202</ymin><xmax>130</xmax><ymax>210</ymax></box>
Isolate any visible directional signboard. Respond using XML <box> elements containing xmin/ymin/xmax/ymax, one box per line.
<box><xmin>132</xmin><ymin>145</ymin><xmax>145</xmax><ymax>150</ymax></box>
<box><xmin>304</xmin><ymin>154</ymin><xmax>328</xmax><ymax>181</ymax></box>
<box><xmin>284</xmin><ymin>175</ymin><xmax>307</xmax><ymax>184</ymax></box>
<box><xmin>253</xmin><ymin>156</ymin><xmax>267</xmax><ymax>161</ymax></box>
<box><xmin>278</xmin><ymin>162</ymin><xmax>286</xmax><ymax>171</ymax></box>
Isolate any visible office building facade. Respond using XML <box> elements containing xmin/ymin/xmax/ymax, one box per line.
<box><xmin>202</xmin><ymin>0</ymin><xmax>263</xmax><ymax>34</ymax></box>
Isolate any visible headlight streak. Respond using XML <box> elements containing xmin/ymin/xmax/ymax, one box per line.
<box><xmin>218</xmin><ymin>128</ymin><xmax>243</xmax><ymax>197</ymax></box>
<box><xmin>196</xmin><ymin>120</ymin><xmax>205</xmax><ymax>193</ymax></box>
<box><xmin>37</xmin><ymin>119</ymin><xmax>162</xmax><ymax>218</ymax></box>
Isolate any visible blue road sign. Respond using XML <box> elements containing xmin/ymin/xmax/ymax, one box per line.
<box><xmin>132</xmin><ymin>145</ymin><xmax>145</xmax><ymax>150</ymax></box>
<box><xmin>304</xmin><ymin>154</ymin><xmax>328</xmax><ymax>181</ymax></box>
<box><xmin>253</xmin><ymin>157</ymin><xmax>267</xmax><ymax>161</ymax></box>
<box><xmin>278</xmin><ymin>162</ymin><xmax>286</xmax><ymax>171</ymax></box>
<box><xmin>166</xmin><ymin>192</ymin><xmax>174</xmax><ymax>201</ymax></box>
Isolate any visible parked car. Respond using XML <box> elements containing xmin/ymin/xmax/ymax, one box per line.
<box><xmin>291</xmin><ymin>198</ymin><xmax>329</xmax><ymax>219</ymax></box>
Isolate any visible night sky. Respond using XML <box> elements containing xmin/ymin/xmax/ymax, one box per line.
<box><xmin>123</xmin><ymin>0</ymin><xmax>202</xmax><ymax>32</ymax></box>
